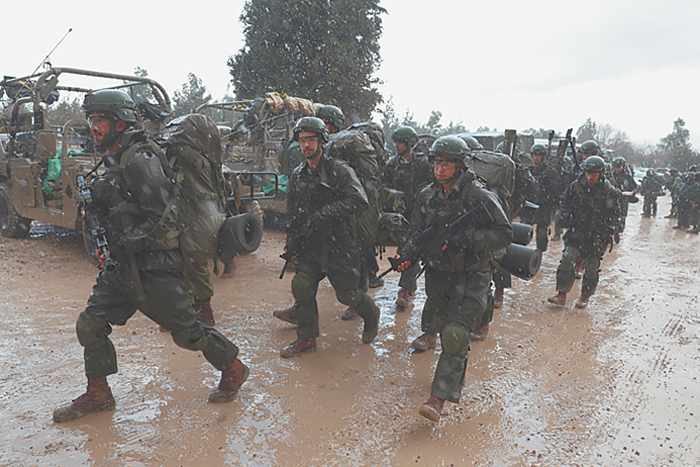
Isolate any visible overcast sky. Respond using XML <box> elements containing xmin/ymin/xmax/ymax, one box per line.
<box><xmin>5</xmin><ymin>0</ymin><xmax>700</xmax><ymax>148</ymax></box>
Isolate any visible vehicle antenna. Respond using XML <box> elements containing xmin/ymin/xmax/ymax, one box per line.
<box><xmin>30</xmin><ymin>28</ymin><xmax>73</xmax><ymax>76</ymax></box>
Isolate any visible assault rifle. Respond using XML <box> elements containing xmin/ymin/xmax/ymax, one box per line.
<box><xmin>77</xmin><ymin>172</ymin><xmax>117</xmax><ymax>272</ymax></box>
<box><xmin>279</xmin><ymin>181</ymin><xmax>335</xmax><ymax>279</ymax></box>
<box><xmin>568</xmin><ymin>133</ymin><xmax>581</xmax><ymax>173</ymax></box>
<box><xmin>379</xmin><ymin>202</ymin><xmax>493</xmax><ymax>278</ymax></box>
<box><xmin>547</xmin><ymin>130</ymin><xmax>555</xmax><ymax>158</ymax></box>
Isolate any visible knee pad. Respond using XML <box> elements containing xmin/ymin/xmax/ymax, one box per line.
<box><xmin>76</xmin><ymin>311</ymin><xmax>111</xmax><ymax>348</ymax></box>
<box><xmin>441</xmin><ymin>322</ymin><xmax>469</xmax><ymax>355</ymax></box>
<box><xmin>171</xmin><ymin>324</ymin><xmax>205</xmax><ymax>352</ymax></box>
<box><xmin>291</xmin><ymin>271</ymin><xmax>316</xmax><ymax>303</ymax></box>
<box><xmin>335</xmin><ymin>288</ymin><xmax>362</xmax><ymax>308</ymax></box>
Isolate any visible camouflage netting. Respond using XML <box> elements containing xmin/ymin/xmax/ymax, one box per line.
<box><xmin>264</xmin><ymin>92</ymin><xmax>322</xmax><ymax>116</ymax></box>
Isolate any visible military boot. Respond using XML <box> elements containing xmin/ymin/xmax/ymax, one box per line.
<box><xmin>340</xmin><ymin>307</ymin><xmax>359</xmax><ymax>321</ymax></box>
<box><xmin>222</xmin><ymin>258</ymin><xmax>236</xmax><ymax>277</ymax></box>
<box><xmin>411</xmin><ymin>333</ymin><xmax>437</xmax><ymax>351</ymax></box>
<box><xmin>575</xmin><ymin>294</ymin><xmax>592</xmax><ymax>309</ymax></box>
<box><xmin>368</xmin><ymin>275</ymin><xmax>384</xmax><ymax>288</ymax></box>
<box><xmin>280</xmin><ymin>338</ymin><xmax>317</xmax><ymax>358</ymax></box>
<box><xmin>362</xmin><ymin>311</ymin><xmax>380</xmax><ymax>344</ymax></box>
<box><xmin>419</xmin><ymin>396</ymin><xmax>445</xmax><ymax>422</ymax></box>
<box><xmin>471</xmin><ymin>324</ymin><xmax>490</xmax><ymax>341</ymax></box>
<box><xmin>197</xmin><ymin>298</ymin><xmax>215</xmax><ymax>327</ymax></box>
<box><xmin>395</xmin><ymin>288</ymin><xmax>412</xmax><ymax>309</ymax></box>
<box><xmin>493</xmin><ymin>287</ymin><xmax>504</xmax><ymax>308</ymax></box>
<box><xmin>53</xmin><ymin>376</ymin><xmax>115</xmax><ymax>423</ymax></box>
<box><xmin>547</xmin><ymin>292</ymin><xmax>567</xmax><ymax>306</ymax></box>
<box><xmin>273</xmin><ymin>304</ymin><xmax>297</xmax><ymax>325</ymax></box>
<box><xmin>208</xmin><ymin>359</ymin><xmax>249</xmax><ymax>403</ymax></box>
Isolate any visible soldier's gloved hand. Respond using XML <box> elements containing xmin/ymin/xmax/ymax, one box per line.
<box><xmin>395</xmin><ymin>254</ymin><xmax>412</xmax><ymax>272</ymax></box>
<box><xmin>597</xmin><ymin>231</ymin><xmax>613</xmax><ymax>245</ymax></box>
<box><xmin>281</xmin><ymin>248</ymin><xmax>299</xmax><ymax>263</ymax></box>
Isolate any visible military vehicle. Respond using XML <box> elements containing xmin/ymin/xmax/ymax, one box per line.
<box><xmin>0</xmin><ymin>68</ymin><xmax>172</xmax><ymax>238</ymax></box>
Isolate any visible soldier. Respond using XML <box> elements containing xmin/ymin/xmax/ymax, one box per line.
<box><xmin>395</xmin><ymin>136</ymin><xmax>512</xmax><ymax>421</ymax></box>
<box><xmin>530</xmin><ymin>143</ymin><xmax>565</xmax><ymax>252</ymax></box>
<box><xmin>553</xmin><ymin>155</ymin><xmax>576</xmax><ymax>241</ymax></box>
<box><xmin>53</xmin><ymin>91</ymin><xmax>247</xmax><ymax>423</ymax></box>
<box><xmin>611</xmin><ymin>156</ymin><xmax>638</xmax><ymax>237</ymax></box>
<box><xmin>640</xmin><ymin>169</ymin><xmax>663</xmax><ymax>217</ymax></box>
<box><xmin>279</xmin><ymin>117</ymin><xmax>381</xmax><ymax>357</ymax></box>
<box><xmin>665</xmin><ymin>168</ymin><xmax>683</xmax><ymax>218</ymax></box>
<box><xmin>383</xmin><ymin>126</ymin><xmax>434</xmax><ymax>308</ymax></box>
<box><xmin>547</xmin><ymin>156</ymin><xmax>620</xmax><ymax>309</ymax></box>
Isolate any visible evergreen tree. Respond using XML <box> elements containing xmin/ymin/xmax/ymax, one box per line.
<box><xmin>228</xmin><ymin>0</ymin><xmax>385</xmax><ymax>120</ymax></box>
<box><xmin>172</xmin><ymin>73</ymin><xmax>212</xmax><ymax>117</ymax></box>
<box><xmin>658</xmin><ymin>118</ymin><xmax>700</xmax><ymax>170</ymax></box>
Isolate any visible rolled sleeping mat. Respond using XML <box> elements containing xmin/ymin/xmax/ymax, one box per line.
<box><xmin>217</xmin><ymin>212</ymin><xmax>263</xmax><ymax>263</ymax></box>
<box><xmin>511</xmin><ymin>222</ymin><xmax>533</xmax><ymax>246</ymax></box>
<box><xmin>497</xmin><ymin>243</ymin><xmax>541</xmax><ymax>280</ymax></box>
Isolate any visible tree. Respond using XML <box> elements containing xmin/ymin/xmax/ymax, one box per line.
<box><xmin>576</xmin><ymin>117</ymin><xmax>597</xmax><ymax>142</ymax></box>
<box><xmin>658</xmin><ymin>118</ymin><xmax>700</xmax><ymax>170</ymax></box>
<box><xmin>126</xmin><ymin>67</ymin><xmax>155</xmax><ymax>105</ymax></box>
<box><xmin>228</xmin><ymin>0</ymin><xmax>385</xmax><ymax>121</ymax></box>
<box><xmin>172</xmin><ymin>73</ymin><xmax>212</xmax><ymax>117</ymax></box>
<box><xmin>47</xmin><ymin>97</ymin><xmax>83</xmax><ymax>127</ymax></box>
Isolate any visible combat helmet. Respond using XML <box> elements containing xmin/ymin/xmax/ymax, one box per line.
<box><xmin>83</xmin><ymin>89</ymin><xmax>139</xmax><ymax>123</ymax></box>
<box><xmin>391</xmin><ymin>126</ymin><xmax>419</xmax><ymax>147</ymax></box>
<box><xmin>530</xmin><ymin>143</ymin><xmax>547</xmax><ymax>156</ymax></box>
<box><xmin>612</xmin><ymin>157</ymin><xmax>627</xmax><ymax>168</ymax></box>
<box><xmin>428</xmin><ymin>135</ymin><xmax>470</xmax><ymax>166</ymax></box>
<box><xmin>293</xmin><ymin>116</ymin><xmax>330</xmax><ymax>143</ymax></box>
<box><xmin>580</xmin><ymin>140</ymin><xmax>600</xmax><ymax>156</ymax></box>
<box><xmin>582</xmin><ymin>155</ymin><xmax>606</xmax><ymax>173</ymax></box>
<box><xmin>459</xmin><ymin>134</ymin><xmax>483</xmax><ymax>151</ymax></box>
<box><xmin>314</xmin><ymin>105</ymin><xmax>344</xmax><ymax>129</ymax></box>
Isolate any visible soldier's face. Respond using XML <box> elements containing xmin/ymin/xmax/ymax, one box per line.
<box><xmin>88</xmin><ymin>113</ymin><xmax>113</xmax><ymax>143</ymax></box>
<box><xmin>299</xmin><ymin>131</ymin><xmax>322</xmax><ymax>160</ymax></box>
<box><xmin>585</xmin><ymin>171</ymin><xmax>600</xmax><ymax>186</ymax></box>
<box><xmin>533</xmin><ymin>155</ymin><xmax>544</xmax><ymax>166</ymax></box>
<box><xmin>615</xmin><ymin>167</ymin><xmax>623</xmax><ymax>173</ymax></box>
<box><xmin>395</xmin><ymin>141</ymin><xmax>408</xmax><ymax>155</ymax></box>
<box><xmin>434</xmin><ymin>157</ymin><xmax>457</xmax><ymax>182</ymax></box>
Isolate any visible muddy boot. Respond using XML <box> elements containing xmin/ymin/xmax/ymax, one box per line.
<box><xmin>222</xmin><ymin>258</ymin><xmax>236</xmax><ymax>277</ymax></box>
<box><xmin>547</xmin><ymin>292</ymin><xmax>567</xmax><ymax>306</ymax></box>
<box><xmin>552</xmin><ymin>233</ymin><xmax>561</xmax><ymax>241</ymax></box>
<box><xmin>574</xmin><ymin>258</ymin><xmax>584</xmax><ymax>279</ymax></box>
<box><xmin>411</xmin><ymin>333</ymin><xmax>437</xmax><ymax>351</ymax></box>
<box><xmin>208</xmin><ymin>359</ymin><xmax>249</xmax><ymax>403</ymax></box>
<box><xmin>419</xmin><ymin>396</ymin><xmax>445</xmax><ymax>422</ymax></box>
<box><xmin>273</xmin><ymin>304</ymin><xmax>297</xmax><ymax>325</ymax></box>
<box><xmin>395</xmin><ymin>288</ymin><xmax>412</xmax><ymax>309</ymax></box>
<box><xmin>280</xmin><ymin>338</ymin><xmax>317</xmax><ymax>358</ymax></box>
<box><xmin>368</xmin><ymin>275</ymin><xmax>384</xmax><ymax>288</ymax></box>
<box><xmin>340</xmin><ymin>306</ymin><xmax>359</xmax><ymax>321</ymax></box>
<box><xmin>493</xmin><ymin>287</ymin><xmax>504</xmax><ymax>309</ymax></box>
<box><xmin>613</xmin><ymin>232</ymin><xmax>621</xmax><ymax>244</ymax></box>
<box><xmin>471</xmin><ymin>324</ymin><xmax>490</xmax><ymax>341</ymax></box>
<box><xmin>362</xmin><ymin>310</ymin><xmax>380</xmax><ymax>344</ymax></box>
<box><xmin>53</xmin><ymin>376</ymin><xmax>115</xmax><ymax>423</ymax></box>
<box><xmin>196</xmin><ymin>297</ymin><xmax>215</xmax><ymax>327</ymax></box>
<box><xmin>575</xmin><ymin>294</ymin><xmax>592</xmax><ymax>309</ymax></box>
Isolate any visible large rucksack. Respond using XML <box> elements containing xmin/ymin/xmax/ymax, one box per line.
<box><xmin>470</xmin><ymin>149</ymin><xmax>516</xmax><ymax>218</ymax></box>
<box><xmin>326</xmin><ymin>123</ymin><xmax>383</xmax><ymax>247</ymax></box>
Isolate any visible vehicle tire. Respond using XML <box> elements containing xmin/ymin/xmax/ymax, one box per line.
<box><xmin>0</xmin><ymin>183</ymin><xmax>31</xmax><ymax>238</ymax></box>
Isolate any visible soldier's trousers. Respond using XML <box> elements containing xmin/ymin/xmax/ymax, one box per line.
<box><xmin>555</xmin><ymin>242</ymin><xmax>607</xmax><ymax>296</ymax></box>
<box><xmin>643</xmin><ymin>195</ymin><xmax>658</xmax><ymax>216</ymax></box>
<box><xmin>77</xmin><ymin>264</ymin><xmax>239</xmax><ymax>378</ymax></box>
<box><xmin>184</xmin><ymin>260</ymin><xmax>214</xmax><ymax>301</ymax></box>
<box><xmin>425</xmin><ymin>268</ymin><xmax>490</xmax><ymax>403</ymax></box>
<box><xmin>292</xmin><ymin>243</ymin><xmax>379</xmax><ymax>341</ymax></box>
<box><xmin>534</xmin><ymin>205</ymin><xmax>554</xmax><ymax>252</ymax></box>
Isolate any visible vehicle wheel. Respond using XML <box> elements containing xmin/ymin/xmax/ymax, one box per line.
<box><xmin>0</xmin><ymin>183</ymin><xmax>31</xmax><ymax>238</ymax></box>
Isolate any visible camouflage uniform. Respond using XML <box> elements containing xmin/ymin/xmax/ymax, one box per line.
<box><xmin>531</xmin><ymin>160</ymin><xmax>565</xmax><ymax>252</ymax></box>
<box><xmin>79</xmin><ymin>129</ymin><xmax>240</xmax><ymax>378</ymax></box>
<box><xmin>408</xmin><ymin>170</ymin><xmax>512</xmax><ymax>402</ymax></box>
<box><xmin>555</xmin><ymin>173</ymin><xmax>620</xmax><ymax>297</ymax></box>
<box><xmin>286</xmin><ymin>153</ymin><xmax>380</xmax><ymax>340</ymax></box>
<box><xmin>612</xmin><ymin>167</ymin><xmax>638</xmax><ymax>232</ymax></box>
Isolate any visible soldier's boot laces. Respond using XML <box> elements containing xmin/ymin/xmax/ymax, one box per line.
<box><xmin>471</xmin><ymin>324</ymin><xmax>490</xmax><ymax>341</ymax></box>
<box><xmin>341</xmin><ymin>307</ymin><xmax>359</xmax><ymax>321</ymax></box>
<box><xmin>208</xmin><ymin>359</ymin><xmax>249</xmax><ymax>403</ymax></box>
<box><xmin>575</xmin><ymin>294</ymin><xmax>592</xmax><ymax>309</ymax></box>
<box><xmin>493</xmin><ymin>287</ymin><xmax>504</xmax><ymax>308</ymax></box>
<box><xmin>53</xmin><ymin>376</ymin><xmax>115</xmax><ymax>423</ymax></box>
<box><xmin>395</xmin><ymin>288</ymin><xmax>413</xmax><ymax>309</ymax></box>
<box><xmin>547</xmin><ymin>292</ymin><xmax>567</xmax><ymax>306</ymax></box>
<box><xmin>419</xmin><ymin>396</ymin><xmax>445</xmax><ymax>422</ymax></box>
<box><xmin>362</xmin><ymin>309</ymin><xmax>380</xmax><ymax>344</ymax></box>
<box><xmin>273</xmin><ymin>304</ymin><xmax>298</xmax><ymax>325</ymax></box>
<box><xmin>280</xmin><ymin>338</ymin><xmax>317</xmax><ymax>358</ymax></box>
<box><xmin>411</xmin><ymin>333</ymin><xmax>437</xmax><ymax>351</ymax></box>
<box><xmin>196</xmin><ymin>298</ymin><xmax>215</xmax><ymax>327</ymax></box>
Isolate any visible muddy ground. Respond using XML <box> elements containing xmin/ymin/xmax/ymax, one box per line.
<box><xmin>1</xmin><ymin>195</ymin><xmax>698</xmax><ymax>467</ymax></box>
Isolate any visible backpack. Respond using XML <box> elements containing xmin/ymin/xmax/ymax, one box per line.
<box><xmin>326</xmin><ymin>123</ymin><xmax>383</xmax><ymax>247</ymax></box>
<box><xmin>159</xmin><ymin>113</ymin><xmax>228</xmax><ymax>263</ymax></box>
<box><xmin>470</xmin><ymin>149</ymin><xmax>516</xmax><ymax>218</ymax></box>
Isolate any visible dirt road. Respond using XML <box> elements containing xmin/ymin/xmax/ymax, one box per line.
<box><xmin>1</xmin><ymin>195</ymin><xmax>698</xmax><ymax>466</ymax></box>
